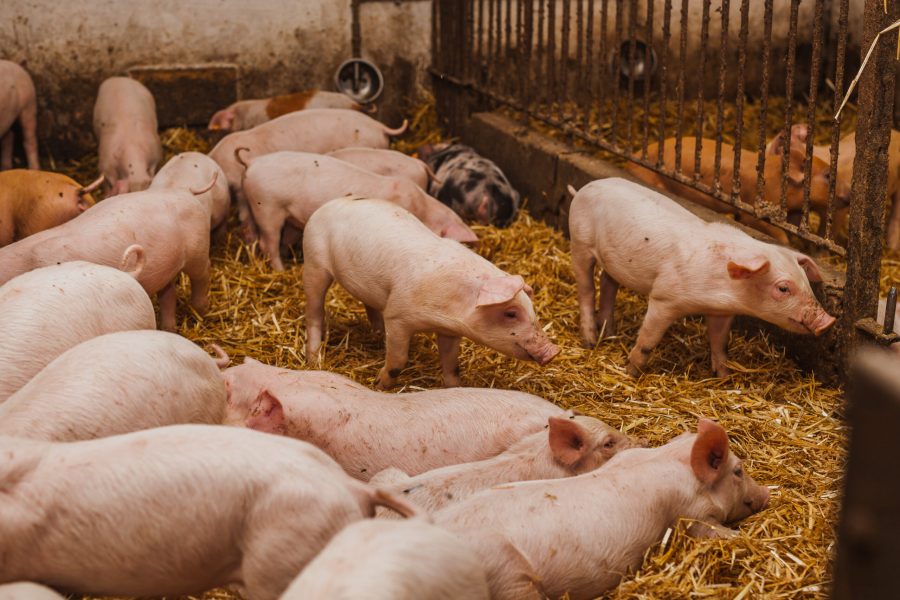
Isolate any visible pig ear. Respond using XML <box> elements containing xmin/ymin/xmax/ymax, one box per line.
<box><xmin>476</xmin><ymin>195</ymin><xmax>492</xmax><ymax>223</ymax></box>
<box><xmin>523</xmin><ymin>283</ymin><xmax>534</xmax><ymax>298</ymax></box>
<box><xmin>245</xmin><ymin>389</ymin><xmax>285</xmax><ymax>435</ymax></box>
<box><xmin>548</xmin><ymin>416</ymin><xmax>588</xmax><ymax>466</ymax></box>
<box><xmin>476</xmin><ymin>275</ymin><xmax>526</xmax><ymax>307</ymax></box>
<box><xmin>795</xmin><ymin>252</ymin><xmax>824</xmax><ymax>283</ymax></box>
<box><xmin>442</xmin><ymin>221</ymin><xmax>479</xmax><ymax>244</ymax></box>
<box><xmin>727</xmin><ymin>256</ymin><xmax>770</xmax><ymax>280</ymax></box>
<box><xmin>690</xmin><ymin>419</ymin><xmax>730</xmax><ymax>485</ymax></box>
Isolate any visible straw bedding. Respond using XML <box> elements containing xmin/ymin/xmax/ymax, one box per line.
<box><xmin>55</xmin><ymin>97</ymin><xmax>900</xmax><ymax>599</ymax></box>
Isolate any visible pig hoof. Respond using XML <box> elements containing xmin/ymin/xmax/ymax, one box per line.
<box><xmin>714</xmin><ymin>364</ymin><xmax>732</xmax><ymax>378</ymax></box>
<box><xmin>625</xmin><ymin>361</ymin><xmax>642</xmax><ymax>378</ymax></box>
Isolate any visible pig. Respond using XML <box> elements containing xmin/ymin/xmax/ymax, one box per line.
<box><xmin>281</xmin><ymin>518</ymin><xmax>490</xmax><ymax>600</ymax></box>
<box><xmin>0</xmin><ymin>425</ymin><xmax>420</xmax><ymax>600</ymax></box>
<box><xmin>0</xmin><ymin>60</ymin><xmax>39</xmax><ymax>170</ymax></box>
<box><xmin>241</xmin><ymin>151</ymin><xmax>477</xmax><ymax>270</ymax></box>
<box><xmin>223</xmin><ymin>359</ymin><xmax>566</xmax><ymax>480</ymax></box>
<box><xmin>0</xmin><ymin>261</ymin><xmax>155</xmax><ymax>403</ymax></box>
<box><xmin>208</xmin><ymin>89</ymin><xmax>367</xmax><ymax>131</ymax></box>
<box><xmin>0</xmin><ymin>583</ymin><xmax>65</xmax><ymax>600</ymax></box>
<box><xmin>327</xmin><ymin>147</ymin><xmax>437</xmax><ymax>190</ymax></box>
<box><xmin>435</xmin><ymin>418</ymin><xmax>770</xmax><ymax>600</ymax></box>
<box><xmin>625</xmin><ymin>134</ymin><xmax>834</xmax><ymax>244</ymax></box>
<box><xmin>303</xmin><ymin>198</ymin><xmax>559</xmax><ymax>388</ymax></box>
<box><xmin>0</xmin><ymin>187</ymin><xmax>212</xmax><ymax>331</ymax></box>
<box><xmin>93</xmin><ymin>76</ymin><xmax>163</xmax><ymax>195</ymax></box>
<box><xmin>418</xmin><ymin>142</ymin><xmax>521</xmax><ymax>227</ymax></box>
<box><xmin>149</xmin><ymin>151</ymin><xmax>231</xmax><ymax>234</ymax></box>
<box><xmin>0</xmin><ymin>170</ymin><xmax>103</xmax><ymax>247</ymax></box>
<box><xmin>569</xmin><ymin>178</ymin><xmax>835</xmax><ymax>378</ymax></box>
<box><xmin>371</xmin><ymin>414</ymin><xmax>643</xmax><ymax>515</ymax></box>
<box><xmin>207</xmin><ymin>108</ymin><xmax>407</xmax><ymax>241</ymax></box>
<box><xmin>0</xmin><ymin>330</ymin><xmax>228</xmax><ymax>441</ymax></box>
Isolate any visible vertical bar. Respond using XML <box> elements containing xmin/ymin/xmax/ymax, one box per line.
<box><xmin>609</xmin><ymin>0</ymin><xmax>624</xmax><ymax>149</ymax></box>
<box><xmin>477</xmin><ymin>0</ymin><xmax>485</xmax><ymax>79</ymax></box>
<box><xmin>800</xmin><ymin>0</ymin><xmax>827</xmax><ymax>235</ymax></box>
<box><xmin>754</xmin><ymin>0</ymin><xmax>774</xmax><ymax>207</ymax></box>
<box><xmin>466</xmin><ymin>0</ymin><xmax>476</xmax><ymax>81</ymax></box>
<box><xmin>712</xmin><ymin>0</ymin><xmax>730</xmax><ymax>196</ymax></box>
<box><xmin>548</xmin><ymin>0</ymin><xmax>557</xmax><ymax>102</ymax></box>
<box><xmin>656</xmin><ymin>0</ymin><xmax>672</xmax><ymax>167</ymax></box>
<box><xmin>624</xmin><ymin>0</ymin><xmax>638</xmax><ymax>151</ymax></box>
<box><xmin>673</xmin><ymin>0</ymin><xmax>689</xmax><ymax>176</ymax></box>
<box><xmin>730</xmin><ymin>0</ymin><xmax>749</xmax><ymax>203</ymax></box>
<box><xmin>576</xmin><ymin>0</ymin><xmax>585</xmax><ymax>109</ymax></box>
<box><xmin>523</xmin><ymin>0</ymin><xmax>535</xmax><ymax>110</ymax></box>
<box><xmin>537</xmin><ymin>0</ymin><xmax>546</xmax><ymax>105</ymax></box>
<box><xmin>516</xmin><ymin>0</ymin><xmax>524</xmax><ymax>104</ymax></box>
<box><xmin>640</xmin><ymin>0</ymin><xmax>655</xmax><ymax>161</ymax></box>
<box><xmin>561</xmin><ymin>0</ymin><xmax>571</xmax><ymax>118</ymax></box>
<box><xmin>692</xmin><ymin>0</ymin><xmax>711</xmax><ymax>183</ymax></box>
<box><xmin>598</xmin><ymin>0</ymin><xmax>610</xmax><ymax>126</ymax></box>
<box><xmin>351</xmin><ymin>0</ymin><xmax>362</xmax><ymax>57</ymax></box>
<box><xmin>505</xmin><ymin>0</ymin><xmax>513</xmax><ymax>95</ymax></box>
<box><xmin>583</xmin><ymin>0</ymin><xmax>595</xmax><ymax>131</ymax></box>
<box><xmin>778</xmin><ymin>0</ymin><xmax>801</xmax><ymax>218</ymax></box>
<box><xmin>825</xmin><ymin>0</ymin><xmax>850</xmax><ymax>240</ymax></box>
<box><xmin>487</xmin><ymin>0</ymin><xmax>496</xmax><ymax>87</ymax></box>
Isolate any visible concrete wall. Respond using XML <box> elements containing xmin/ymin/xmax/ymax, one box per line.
<box><xmin>0</xmin><ymin>0</ymin><xmax>431</xmax><ymax>158</ymax></box>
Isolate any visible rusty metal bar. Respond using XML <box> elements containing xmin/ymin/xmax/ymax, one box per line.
<box><xmin>754</xmin><ymin>0</ymin><xmax>774</xmax><ymax>209</ymax></box>
<box><xmin>547</xmin><ymin>0</ymin><xmax>557</xmax><ymax>100</ymax></box>
<box><xmin>692</xmin><ymin>0</ymin><xmax>711</xmax><ymax>184</ymax></box>
<box><xmin>609</xmin><ymin>0</ymin><xmax>624</xmax><ymax>150</ymax></box>
<box><xmin>825</xmin><ymin>0</ymin><xmax>850</xmax><ymax>241</ymax></box>
<box><xmin>777</xmin><ymin>0</ymin><xmax>801</xmax><ymax>220</ymax></box>
<box><xmin>598</xmin><ymin>0</ymin><xmax>609</xmax><ymax>126</ymax></box>
<box><xmin>477</xmin><ymin>0</ymin><xmax>485</xmax><ymax>80</ymax></box>
<box><xmin>712</xmin><ymin>0</ymin><xmax>730</xmax><ymax>196</ymax></box>
<box><xmin>730</xmin><ymin>0</ymin><xmax>749</xmax><ymax>204</ymax></box>
<box><xmin>523</xmin><ymin>0</ymin><xmax>534</xmax><ymax>111</ymax></box>
<box><xmin>351</xmin><ymin>0</ymin><xmax>362</xmax><ymax>57</ymax></box>
<box><xmin>800</xmin><ymin>0</ymin><xmax>827</xmax><ymax>235</ymax></box>
<box><xmin>505</xmin><ymin>0</ymin><xmax>512</xmax><ymax>95</ymax></box>
<box><xmin>561</xmin><ymin>0</ymin><xmax>571</xmax><ymax>118</ymax></box>
<box><xmin>465</xmin><ymin>0</ymin><xmax>475</xmax><ymax>82</ymax></box>
<box><xmin>885</xmin><ymin>287</ymin><xmax>898</xmax><ymax>335</ymax></box>
<box><xmin>640</xmin><ymin>0</ymin><xmax>654</xmax><ymax>161</ymax></box>
<box><xmin>656</xmin><ymin>0</ymin><xmax>672</xmax><ymax>167</ymax></box>
<box><xmin>576</xmin><ymin>0</ymin><xmax>584</xmax><ymax>109</ymax></box>
<box><xmin>673</xmin><ymin>0</ymin><xmax>689</xmax><ymax>177</ymax></box>
<box><xmin>624</xmin><ymin>0</ymin><xmax>638</xmax><ymax>150</ymax></box>
<box><xmin>583</xmin><ymin>0</ymin><xmax>595</xmax><ymax>132</ymax></box>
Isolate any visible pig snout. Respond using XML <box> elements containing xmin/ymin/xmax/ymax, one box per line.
<box><xmin>520</xmin><ymin>332</ymin><xmax>559</xmax><ymax>365</ymax></box>
<box><xmin>799</xmin><ymin>307</ymin><xmax>836</xmax><ymax>336</ymax></box>
<box><xmin>734</xmin><ymin>479</ymin><xmax>770</xmax><ymax>522</ymax></box>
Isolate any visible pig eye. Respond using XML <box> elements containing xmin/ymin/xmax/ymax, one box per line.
<box><xmin>603</xmin><ymin>439</ymin><xmax>616</xmax><ymax>449</ymax></box>
<box><xmin>504</xmin><ymin>309</ymin><xmax>518</xmax><ymax>319</ymax></box>
<box><xmin>777</xmin><ymin>284</ymin><xmax>791</xmax><ymax>295</ymax></box>
<box><xmin>733</xmin><ymin>466</ymin><xmax>744</xmax><ymax>478</ymax></box>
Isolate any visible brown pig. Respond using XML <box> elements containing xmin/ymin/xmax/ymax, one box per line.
<box><xmin>435</xmin><ymin>419</ymin><xmax>770</xmax><ymax>600</ymax></box>
<box><xmin>626</xmin><ymin>134</ymin><xmax>834</xmax><ymax>243</ymax></box>
<box><xmin>0</xmin><ymin>187</ymin><xmax>212</xmax><ymax>331</ymax></box>
<box><xmin>303</xmin><ymin>198</ymin><xmax>559</xmax><ymax>388</ymax></box>
<box><xmin>0</xmin><ymin>60</ymin><xmax>39</xmax><ymax>170</ymax></box>
<box><xmin>208</xmin><ymin>89</ymin><xmax>367</xmax><ymax>131</ymax></box>
<box><xmin>93</xmin><ymin>76</ymin><xmax>163</xmax><ymax>196</ymax></box>
<box><xmin>0</xmin><ymin>169</ymin><xmax>103</xmax><ymax>247</ymax></box>
<box><xmin>0</xmin><ymin>262</ymin><xmax>155</xmax><ymax>403</ymax></box>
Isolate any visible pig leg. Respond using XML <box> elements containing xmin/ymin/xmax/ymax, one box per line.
<box><xmin>375</xmin><ymin>321</ymin><xmax>412</xmax><ymax>390</ymax></box>
<box><xmin>19</xmin><ymin>101</ymin><xmax>39</xmax><ymax>170</ymax></box>
<box><xmin>364</xmin><ymin>304</ymin><xmax>385</xmax><ymax>334</ymax></box>
<box><xmin>237</xmin><ymin>194</ymin><xmax>260</xmax><ymax>244</ymax></box>
<box><xmin>706</xmin><ymin>314</ymin><xmax>735</xmax><ymax>378</ymax></box>
<box><xmin>186</xmin><ymin>257</ymin><xmax>211</xmax><ymax>317</ymax></box>
<box><xmin>0</xmin><ymin>129</ymin><xmax>13</xmax><ymax>170</ymax></box>
<box><xmin>304</xmin><ymin>265</ymin><xmax>334</xmax><ymax>364</ymax></box>
<box><xmin>572</xmin><ymin>242</ymin><xmax>599</xmax><ymax>346</ymax></box>
<box><xmin>437</xmin><ymin>334</ymin><xmax>462</xmax><ymax>387</ymax></box>
<box><xmin>258</xmin><ymin>224</ymin><xmax>286</xmax><ymax>271</ymax></box>
<box><xmin>626</xmin><ymin>300</ymin><xmax>678</xmax><ymax>377</ymax></box>
<box><xmin>158</xmin><ymin>281</ymin><xmax>178</xmax><ymax>331</ymax></box>
<box><xmin>597</xmin><ymin>271</ymin><xmax>620</xmax><ymax>339</ymax></box>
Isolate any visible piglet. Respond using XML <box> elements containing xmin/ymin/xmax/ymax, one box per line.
<box><xmin>569</xmin><ymin>178</ymin><xmax>835</xmax><ymax>377</ymax></box>
<box><xmin>93</xmin><ymin>76</ymin><xmax>162</xmax><ymax>195</ymax></box>
<box><xmin>0</xmin><ymin>583</ymin><xmax>65</xmax><ymax>600</ymax></box>
<box><xmin>372</xmin><ymin>415</ymin><xmax>642</xmax><ymax>515</ymax></box>
<box><xmin>0</xmin><ymin>187</ymin><xmax>212</xmax><ymax>331</ymax></box>
<box><xmin>419</xmin><ymin>142</ymin><xmax>521</xmax><ymax>226</ymax></box>
<box><xmin>0</xmin><ymin>60</ymin><xmax>39</xmax><ymax>170</ymax></box>
<box><xmin>303</xmin><ymin>198</ymin><xmax>559</xmax><ymax>388</ymax></box>
<box><xmin>241</xmin><ymin>151</ymin><xmax>477</xmax><ymax>270</ymax></box>
<box><xmin>0</xmin><ymin>331</ymin><xmax>227</xmax><ymax>441</ymax></box>
<box><xmin>208</xmin><ymin>89</ymin><xmax>367</xmax><ymax>131</ymax></box>
<box><xmin>207</xmin><ymin>108</ymin><xmax>407</xmax><ymax>241</ymax></box>
<box><xmin>435</xmin><ymin>419</ymin><xmax>770</xmax><ymax>600</ymax></box>
<box><xmin>0</xmin><ymin>262</ymin><xmax>155</xmax><ymax>403</ymax></box>
<box><xmin>223</xmin><ymin>360</ymin><xmax>565</xmax><ymax>480</ymax></box>
<box><xmin>149</xmin><ymin>151</ymin><xmax>230</xmax><ymax>234</ymax></box>
<box><xmin>281</xmin><ymin>518</ymin><xmax>490</xmax><ymax>600</ymax></box>
<box><xmin>327</xmin><ymin>147</ymin><xmax>437</xmax><ymax>190</ymax></box>
<box><xmin>0</xmin><ymin>170</ymin><xmax>102</xmax><ymax>247</ymax></box>
<box><xmin>0</xmin><ymin>425</ymin><xmax>420</xmax><ymax>600</ymax></box>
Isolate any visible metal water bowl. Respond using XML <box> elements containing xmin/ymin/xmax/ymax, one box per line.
<box><xmin>618</xmin><ymin>40</ymin><xmax>658</xmax><ymax>82</ymax></box>
<box><xmin>334</xmin><ymin>58</ymin><xmax>384</xmax><ymax>104</ymax></box>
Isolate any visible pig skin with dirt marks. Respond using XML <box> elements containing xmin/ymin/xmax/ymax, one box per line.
<box><xmin>302</xmin><ymin>198</ymin><xmax>559</xmax><ymax>389</ymax></box>
<box><xmin>0</xmin><ymin>61</ymin><xmax>39</xmax><ymax>171</ymax></box>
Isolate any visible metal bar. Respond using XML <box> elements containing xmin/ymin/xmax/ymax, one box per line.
<box><xmin>692</xmin><ymin>0</ymin><xmax>711</xmax><ymax>184</ymax></box>
<box><xmin>537</xmin><ymin>0</ymin><xmax>546</xmax><ymax>105</ymax></box>
<box><xmin>656</xmin><ymin>0</ymin><xmax>672</xmax><ymax>167</ymax></box>
<box><xmin>523</xmin><ymin>0</ymin><xmax>534</xmax><ymax>110</ymax></box>
<box><xmin>583</xmin><ymin>0</ymin><xmax>595</xmax><ymax>132</ymax></box>
<box><xmin>712</xmin><ymin>0</ymin><xmax>730</xmax><ymax>196</ymax></box>
<box><xmin>505</xmin><ymin>0</ymin><xmax>512</xmax><ymax>95</ymax></box>
<box><xmin>624</xmin><ymin>0</ymin><xmax>638</xmax><ymax>150</ymax></box>
<box><xmin>778</xmin><ymin>0</ymin><xmax>801</xmax><ymax>219</ymax></box>
<box><xmin>884</xmin><ymin>287</ymin><xmax>898</xmax><ymax>335</ymax></box>
<box><xmin>598</xmin><ymin>0</ymin><xmax>609</xmax><ymax>127</ymax></box>
<box><xmin>640</xmin><ymin>0</ymin><xmax>654</xmax><ymax>161</ymax></box>
<box><xmin>466</xmin><ymin>0</ymin><xmax>476</xmax><ymax>82</ymax></box>
<box><xmin>487</xmin><ymin>0</ymin><xmax>496</xmax><ymax>86</ymax></box>
<box><xmin>561</xmin><ymin>0</ymin><xmax>571</xmax><ymax>118</ymax></box>
<box><xmin>673</xmin><ymin>0</ymin><xmax>689</xmax><ymax>177</ymax></box>
<box><xmin>477</xmin><ymin>0</ymin><xmax>485</xmax><ymax>80</ymax></box>
<box><xmin>754</xmin><ymin>0</ymin><xmax>774</xmax><ymax>208</ymax></box>
<box><xmin>609</xmin><ymin>0</ymin><xmax>624</xmax><ymax>150</ymax></box>
<box><xmin>576</xmin><ymin>0</ymin><xmax>585</xmax><ymax>109</ymax></box>
<box><xmin>351</xmin><ymin>0</ymin><xmax>362</xmax><ymax>57</ymax></box>
<box><xmin>548</xmin><ymin>0</ymin><xmax>557</xmax><ymax>99</ymax></box>
<box><xmin>825</xmin><ymin>0</ymin><xmax>850</xmax><ymax>241</ymax></box>
<box><xmin>800</xmin><ymin>0</ymin><xmax>827</xmax><ymax>235</ymax></box>
<box><xmin>730</xmin><ymin>0</ymin><xmax>749</xmax><ymax>204</ymax></box>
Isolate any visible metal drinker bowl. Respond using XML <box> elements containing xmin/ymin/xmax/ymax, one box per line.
<box><xmin>334</xmin><ymin>58</ymin><xmax>384</xmax><ymax>104</ymax></box>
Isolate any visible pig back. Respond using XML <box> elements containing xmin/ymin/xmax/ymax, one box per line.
<box><xmin>0</xmin><ymin>262</ymin><xmax>155</xmax><ymax>403</ymax></box>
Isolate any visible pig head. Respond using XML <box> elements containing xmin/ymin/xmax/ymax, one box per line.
<box><xmin>463</xmin><ymin>274</ymin><xmax>559</xmax><ymax>365</ymax></box>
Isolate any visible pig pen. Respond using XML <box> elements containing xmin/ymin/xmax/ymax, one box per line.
<box><xmin>50</xmin><ymin>97</ymin><xmax>875</xmax><ymax>599</ymax></box>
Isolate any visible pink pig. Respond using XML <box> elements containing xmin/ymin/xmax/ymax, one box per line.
<box><xmin>222</xmin><ymin>359</ymin><xmax>566</xmax><ymax>480</ymax></box>
<box><xmin>0</xmin><ymin>262</ymin><xmax>155</xmax><ymax>403</ymax></box>
<box><xmin>327</xmin><ymin>147</ymin><xmax>438</xmax><ymax>191</ymax></box>
<box><xmin>0</xmin><ymin>425</ymin><xmax>420</xmax><ymax>599</ymax></box>
<box><xmin>435</xmin><ymin>419</ymin><xmax>771</xmax><ymax>600</ymax></box>
<box><xmin>0</xmin><ymin>583</ymin><xmax>65</xmax><ymax>600</ymax></box>
<box><xmin>93</xmin><ymin>77</ymin><xmax>163</xmax><ymax>196</ymax></box>
<box><xmin>207</xmin><ymin>108</ymin><xmax>407</xmax><ymax>241</ymax></box>
<box><xmin>241</xmin><ymin>151</ymin><xmax>477</xmax><ymax>270</ymax></box>
<box><xmin>303</xmin><ymin>198</ymin><xmax>559</xmax><ymax>388</ymax></box>
<box><xmin>0</xmin><ymin>60</ymin><xmax>39</xmax><ymax>170</ymax></box>
<box><xmin>281</xmin><ymin>518</ymin><xmax>490</xmax><ymax>600</ymax></box>
<box><xmin>371</xmin><ymin>415</ymin><xmax>643</xmax><ymax>515</ymax></box>
<box><xmin>569</xmin><ymin>178</ymin><xmax>835</xmax><ymax>377</ymax></box>
<box><xmin>149</xmin><ymin>151</ymin><xmax>231</xmax><ymax>234</ymax></box>
<box><xmin>0</xmin><ymin>331</ymin><xmax>228</xmax><ymax>441</ymax></box>
<box><xmin>0</xmin><ymin>187</ymin><xmax>212</xmax><ymax>331</ymax></box>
